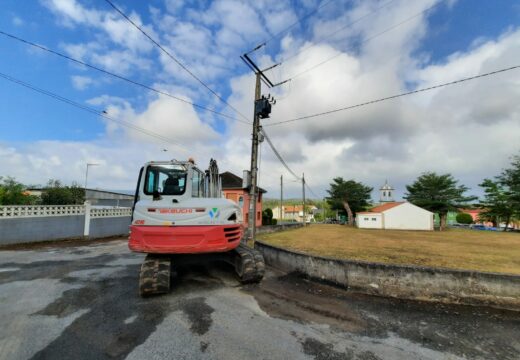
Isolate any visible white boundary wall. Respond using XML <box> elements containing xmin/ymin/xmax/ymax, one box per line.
<box><xmin>0</xmin><ymin>204</ymin><xmax>132</xmax><ymax>245</ymax></box>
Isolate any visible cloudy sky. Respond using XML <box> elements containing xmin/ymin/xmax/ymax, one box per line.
<box><xmin>1</xmin><ymin>0</ymin><xmax>519</xmax><ymax>201</ymax></box>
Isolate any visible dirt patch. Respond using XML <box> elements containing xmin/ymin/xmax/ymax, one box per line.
<box><xmin>244</xmin><ymin>271</ymin><xmax>366</xmax><ymax>333</ymax></box>
<box><xmin>180</xmin><ymin>297</ymin><xmax>214</xmax><ymax>335</ymax></box>
<box><xmin>244</xmin><ymin>271</ymin><xmax>520</xmax><ymax>360</ymax></box>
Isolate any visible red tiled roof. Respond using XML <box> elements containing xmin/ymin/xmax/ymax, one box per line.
<box><xmin>358</xmin><ymin>202</ymin><xmax>405</xmax><ymax>214</ymax></box>
<box><xmin>284</xmin><ymin>205</ymin><xmax>303</xmax><ymax>213</ymax></box>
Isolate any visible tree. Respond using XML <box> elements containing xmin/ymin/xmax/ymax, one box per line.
<box><xmin>262</xmin><ymin>208</ymin><xmax>274</xmax><ymax>225</ymax></box>
<box><xmin>326</xmin><ymin>177</ymin><xmax>372</xmax><ymax>225</ymax></box>
<box><xmin>497</xmin><ymin>154</ymin><xmax>520</xmax><ymax>220</ymax></box>
<box><xmin>456</xmin><ymin>212</ymin><xmax>473</xmax><ymax>224</ymax></box>
<box><xmin>478</xmin><ymin>179</ymin><xmax>514</xmax><ymax>231</ymax></box>
<box><xmin>479</xmin><ymin>154</ymin><xmax>520</xmax><ymax>230</ymax></box>
<box><xmin>0</xmin><ymin>177</ymin><xmax>38</xmax><ymax>205</ymax></box>
<box><xmin>404</xmin><ymin>172</ymin><xmax>476</xmax><ymax>231</ymax></box>
<box><xmin>40</xmin><ymin>179</ymin><xmax>85</xmax><ymax>205</ymax></box>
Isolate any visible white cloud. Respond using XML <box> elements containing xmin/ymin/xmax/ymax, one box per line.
<box><xmin>5</xmin><ymin>0</ymin><xmax>518</xmax><ymax>201</ymax></box>
<box><xmin>44</xmin><ymin>0</ymin><xmax>155</xmax><ymax>52</ymax></box>
<box><xmin>71</xmin><ymin>75</ymin><xmax>93</xmax><ymax>90</ymax></box>
<box><xmin>221</xmin><ymin>1</ymin><xmax>520</xmax><ymax>199</ymax></box>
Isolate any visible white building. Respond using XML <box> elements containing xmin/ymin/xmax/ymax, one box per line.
<box><xmin>272</xmin><ymin>205</ymin><xmax>317</xmax><ymax>223</ymax></box>
<box><xmin>356</xmin><ymin>202</ymin><xmax>434</xmax><ymax>231</ymax></box>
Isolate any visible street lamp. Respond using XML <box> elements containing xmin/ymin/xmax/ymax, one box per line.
<box><xmin>84</xmin><ymin>163</ymin><xmax>100</xmax><ymax>197</ymax></box>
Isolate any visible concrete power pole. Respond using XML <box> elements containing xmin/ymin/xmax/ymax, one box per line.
<box><xmin>302</xmin><ymin>173</ymin><xmax>306</xmax><ymax>226</ymax></box>
<box><xmin>241</xmin><ymin>51</ymin><xmax>282</xmax><ymax>242</ymax></box>
<box><xmin>247</xmin><ymin>72</ymin><xmax>262</xmax><ymax>241</ymax></box>
<box><xmin>280</xmin><ymin>175</ymin><xmax>283</xmax><ymax>223</ymax></box>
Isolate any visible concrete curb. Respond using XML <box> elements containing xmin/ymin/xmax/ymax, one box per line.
<box><xmin>255</xmin><ymin>240</ymin><xmax>520</xmax><ymax>310</ymax></box>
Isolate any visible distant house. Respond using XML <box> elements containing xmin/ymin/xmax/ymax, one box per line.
<box><xmin>220</xmin><ymin>172</ymin><xmax>266</xmax><ymax>227</ymax></box>
<box><xmin>356</xmin><ymin>202</ymin><xmax>434</xmax><ymax>231</ymax></box>
<box><xmin>272</xmin><ymin>205</ymin><xmax>318</xmax><ymax>223</ymax></box>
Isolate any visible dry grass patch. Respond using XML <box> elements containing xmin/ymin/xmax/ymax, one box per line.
<box><xmin>259</xmin><ymin>224</ymin><xmax>520</xmax><ymax>274</ymax></box>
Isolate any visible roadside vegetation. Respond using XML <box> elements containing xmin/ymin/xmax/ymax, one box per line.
<box><xmin>259</xmin><ymin>224</ymin><xmax>520</xmax><ymax>274</ymax></box>
<box><xmin>0</xmin><ymin>177</ymin><xmax>84</xmax><ymax>205</ymax></box>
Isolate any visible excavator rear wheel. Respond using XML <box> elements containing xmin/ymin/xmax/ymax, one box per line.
<box><xmin>233</xmin><ymin>244</ymin><xmax>265</xmax><ymax>284</ymax></box>
<box><xmin>139</xmin><ymin>254</ymin><xmax>171</xmax><ymax>297</ymax></box>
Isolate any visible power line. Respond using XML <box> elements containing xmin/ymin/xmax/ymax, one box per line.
<box><xmin>262</xmin><ymin>128</ymin><xmax>321</xmax><ymax>199</ymax></box>
<box><xmin>277</xmin><ymin>0</ymin><xmax>397</xmax><ymax>66</ymax></box>
<box><xmin>287</xmin><ymin>1</ymin><xmax>441</xmax><ymax>81</ymax></box>
<box><xmin>0</xmin><ymin>30</ymin><xmax>242</xmax><ymax>123</ymax></box>
<box><xmin>265</xmin><ymin>64</ymin><xmax>520</xmax><ymax>127</ymax></box>
<box><xmin>251</xmin><ymin>0</ymin><xmax>336</xmax><ymax>52</ymax></box>
<box><xmin>0</xmin><ymin>72</ymin><xmax>191</xmax><ymax>152</ymax></box>
<box><xmin>305</xmin><ymin>183</ymin><xmax>321</xmax><ymax>199</ymax></box>
<box><xmin>261</xmin><ymin>128</ymin><xmax>300</xmax><ymax>180</ymax></box>
<box><xmin>104</xmin><ymin>0</ymin><xmax>251</xmax><ymax>124</ymax></box>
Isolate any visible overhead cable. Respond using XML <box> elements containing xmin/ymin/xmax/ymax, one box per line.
<box><xmin>0</xmin><ymin>72</ymin><xmax>190</xmax><ymax>151</ymax></box>
<box><xmin>104</xmin><ymin>0</ymin><xmax>251</xmax><ymax>124</ymax></box>
<box><xmin>262</xmin><ymin>128</ymin><xmax>322</xmax><ymax>198</ymax></box>
<box><xmin>261</xmin><ymin>128</ymin><xmax>301</xmax><ymax>181</ymax></box>
<box><xmin>305</xmin><ymin>183</ymin><xmax>321</xmax><ymax>199</ymax></box>
<box><xmin>265</xmin><ymin>64</ymin><xmax>520</xmax><ymax>127</ymax></box>
<box><xmin>0</xmin><ymin>30</ymin><xmax>242</xmax><ymax>123</ymax></box>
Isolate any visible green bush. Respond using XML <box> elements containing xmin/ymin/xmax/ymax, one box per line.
<box><xmin>456</xmin><ymin>212</ymin><xmax>473</xmax><ymax>224</ymax></box>
<box><xmin>271</xmin><ymin>218</ymin><xmax>277</xmax><ymax>225</ymax></box>
<box><xmin>262</xmin><ymin>208</ymin><xmax>274</xmax><ymax>225</ymax></box>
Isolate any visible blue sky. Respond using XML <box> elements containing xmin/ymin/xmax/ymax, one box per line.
<box><xmin>1</xmin><ymin>0</ymin><xmax>519</xmax><ymax>199</ymax></box>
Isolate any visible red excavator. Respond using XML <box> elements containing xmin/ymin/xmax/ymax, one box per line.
<box><xmin>129</xmin><ymin>158</ymin><xmax>265</xmax><ymax>296</ymax></box>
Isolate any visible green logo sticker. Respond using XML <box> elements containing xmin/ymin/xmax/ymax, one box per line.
<box><xmin>209</xmin><ymin>208</ymin><xmax>220</xmax><ymax>219</ymax></box>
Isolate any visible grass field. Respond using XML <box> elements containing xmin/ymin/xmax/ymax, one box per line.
<box><xmin>259</xmin><ymin>224</ymin><xmax>520</xmax><ymax>274</ymax></box>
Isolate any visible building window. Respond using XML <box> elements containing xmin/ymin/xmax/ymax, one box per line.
<box><xmin>364</xmin><ymin>217</ymin><xmax>369</xmax><ymax>221</ymax></box>
<box><xmin>257</xmin><ymin>211</ymin><xmax>261</xmax><ymax>220</ymax></box>
<box><xmin>245</xmin><ymin>213</ymin><xmax>249</xmax><ymax>223</ymax></box>
<box><xmin>372</xmin><ymin>218</ymin><xmax>377</xmax><ymax>221</ymax></box>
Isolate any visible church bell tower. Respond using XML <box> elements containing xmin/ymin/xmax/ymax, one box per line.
<box><xmin>379</xmin><ymin>180</ymin><xmax>394</xmax><ymax>203</ymax></box>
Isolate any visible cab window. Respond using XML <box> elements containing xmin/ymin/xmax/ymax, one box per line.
<box><xmin>191</xmin><ymin>169</ymin><xmax>205</xmax><ymax>197</ymax></box>
<box><xmin>144</xmin><ymin>164</ymin><xmax>187</xmax><ymax>196</ymax></box>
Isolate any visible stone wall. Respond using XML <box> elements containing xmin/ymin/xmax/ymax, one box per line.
<box><xmin>255</xmin><ymin>241</ymin><xmax>520</xmax><ymax>310</ymax></box>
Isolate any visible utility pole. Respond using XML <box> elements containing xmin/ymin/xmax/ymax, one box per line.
<box><xmin>302</xmin><ymin>173</ymin><xmax>306</xmax><ymax>226</ymax></box>
<box><xmin>248</xmin><ymin>72</ymin><xmax>262</xmax><ymax>242</ymax></box>
<box><xmin>241</xmin><ymin>50</ymin><xmax>285</xmax><ymax>242</ymax></box>
<box><xmin>280</xmin><ymin>175</ymin><xmax>283</xmax><ymax>223</ymax></box>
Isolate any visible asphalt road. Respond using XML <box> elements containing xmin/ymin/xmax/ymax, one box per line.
<box><xmin>0</xmin><ymin>239</ymin><xmax>519</xmax><ymax>360</ymax></box>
